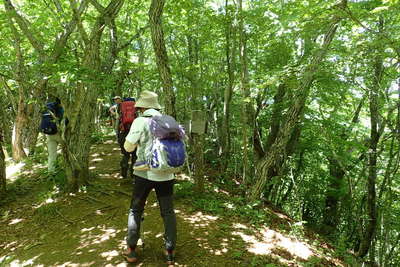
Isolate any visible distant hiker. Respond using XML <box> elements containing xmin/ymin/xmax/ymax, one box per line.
<box><xmin>109</xmin><ymin>96</ymin><xmax>123</xmax><ymax>139</ymax></box>
<box><xmin>123</xmin><ymin>90</ymin><xmax>182</xmax><ymax>265</ymax></box>
<box><xmin>39</xmin><ymin>97</ymin><xmax>64</xmax><ymax>174</ymax></box>
<box><xmin>118</xmin><ymin>97</ymin><xmax>137</xmax><ymax>179</ymax></box>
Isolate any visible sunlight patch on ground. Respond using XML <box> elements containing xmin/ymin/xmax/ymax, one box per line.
<box><xmin>81</xmin><ymin>227</ymin><xmax>96</xmax><ymax>232</ymax></box>
<box><xmin>233</xmin><ymin>225</ymin><xmax>314</xmax><ymax>262</ymax></box>
<box><xmin>78</xmin><ymin>226</ymin><xmax>119</xmax><ymax>249</ymax></box>
<box><xmin>58</xmin><ymin>262</ymin><xmax>96</xmax><ymax>266</ymax></box>
<box><xmin>4</xmin><ymin>241</ymin><xmax>18</xmax><ymax>250</ymax></box>
<box><xmin>105</xmin><ymin>263</ymin><xmax>130</xmax><ymax>267</ymax></box>
<box><xmin>6</xmin><ymin>162</ymin><xmax>25</xmax><ymax>181</ymax></box>
<box><xmin>212</xmin><ymin>187</ymin><xmax>230</xmax><ymax>196</ymax></box>
<box><xmin>100</xmin><ymin>250</ymin><xmax>119</xmax><ymax>260</ymax></box>
<box><xmin>233</xmin><ymin>223</ymin><xmax>248</xmax><ymax>229</ymax></box>
<box><xmin>183</xmin><ymin>211</ymin><xmax>219</xmax><ymax>228</ymax></box>
<box><xmin>91</xmin><ymin>157</ymin><xmax>104</xmax><ymax>162</ymax></box>
<box><xmin>9</xmin><ymin>218</ymin><xmax>24</xmax><ymax>225</ymax></box>
<box><xmin>92</xmin><ymin>228</ymin><xmax>117</xmax><ymax>243</ymax></box>
<box><xmin>5</xmin><ymin>256</ymin><xmax>40</xmax><ymax>267</ymax></box>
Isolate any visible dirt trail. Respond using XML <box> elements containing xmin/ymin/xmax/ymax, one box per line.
<box><xmin>0</xmin><ymin>138</ymin><xmax>344</xmax><ymax>266</ymax></box>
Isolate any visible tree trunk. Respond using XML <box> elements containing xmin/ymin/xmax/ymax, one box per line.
<box><xmin>238</xmin><ymin>0</ymin><xmax>255</xmax><ymax>183</ymax></box>
<box><xmin>192</xmin><ymin>129</ymin><xmax>205</xmax><ymax>192</ymax></box>
<box><xmin>62</xmin><ymin>83</ymin><xmax>94</xmax><ymax>191</ymax></box>
<box><xmin>220</xmin><ymin>0</ymin><xmax>236</xmax><ymax>170</ymax></box>
<box><xmin>186</xmin><ymin>28</ymin><xmax>205</xmax><ymax>191</ymax></box>
<box><xmin>149</xmin><ymin>0</ymin><xmax>176</xmax><ymax>117</ymax></box>
<box><xmin>322</xmin><ymin>157</ymin><xmax>345</xmax><ymax>232</ymax></box>
<box><xmin>12</xmin><ymin>95</ymin><xmax>27</xmax><ymax>161</ymax></box>
<box><xmin>62</xmin><ymin>0</ymin><xmax>124</xmax><ymax>191</ymax></box>
<box><xmin>323</xmin><ymin>97</ymin><xmax>364</xmax><ymax>232</ymax></box>
<box><xmin>249</xmin><ymin>8</ymin><xmax>344</xmax><ymax>200</ymax></box>
<box><xmin>0</xmin><ymin>128</ymin><xmax>6</xmax><ymax>197</ymax></box>
<box><xmin>357</xmin><ymin>18</ymin><xmax>384</xmax><ymax>257</ymax></box>
<box><xmin>6</xmin><ymin>11</ymin><xmax>28</xmax><ymax>161</ymax></box>
<box><xmin>24</xmin><ymin>102</ymin><xmax>42</xmax><ymax>155</ymax></box>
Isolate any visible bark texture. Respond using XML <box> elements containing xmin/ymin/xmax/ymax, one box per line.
<box><xmin>62</xmin><ymin>0</ymin><xmax>124</xmax><ymax>191</ymax></box>
<box><xmin>149</xmin><ymin>0</ymin><xmax>176</xmax><ymax>117</ymax></box>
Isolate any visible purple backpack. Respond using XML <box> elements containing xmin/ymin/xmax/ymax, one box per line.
<box><xmin>135</xmin><ymin>115</ymin><xmax>186</xmax><ymax>173</ymax></box>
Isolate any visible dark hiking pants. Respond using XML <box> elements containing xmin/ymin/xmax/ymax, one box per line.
<box><xmin>127</xmin><ymin>176</ymin><xmax>177</xmax><ymax>251</ymax></box>
<box><xmin>118</xmin><ymin>131</ymin><xmax>137</xmax><ymax>178</ymax></box>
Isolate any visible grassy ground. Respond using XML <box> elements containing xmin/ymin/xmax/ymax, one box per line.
<box><xmin>0</xmin><ymin>135</ymin><xmax>351</xmax><ymax>266</ymax></box>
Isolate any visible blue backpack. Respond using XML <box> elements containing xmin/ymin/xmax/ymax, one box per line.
<box><xmin>39</xmin><ymin>102</ymin><xmax>62</xmax><ymax>135</ymax></box>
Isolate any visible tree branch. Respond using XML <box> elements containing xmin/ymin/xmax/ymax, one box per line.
<box><xmin>88</xmin><ymin>0</ymin><xmax>105</xmax><ymax>13</ymax></box>
<box><xmin>3</xmin><ymin>0</ymin><xmax>45</xmax><ymax>56</ymax></box>
<box><xmin>70</xmin><ymin>0</ymin><xmax>89</xmax><ymax>45</ymax></box>
<box><xmin>117</xmin><ymin>25</ymin><xmax>148</xmax><ymax>52</ymax></box>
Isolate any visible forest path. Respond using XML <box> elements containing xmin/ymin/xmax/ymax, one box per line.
<box><xmin>1</xmin><ymin>136</ymin><xmax>344</xmax><ymax>266</ymax></box>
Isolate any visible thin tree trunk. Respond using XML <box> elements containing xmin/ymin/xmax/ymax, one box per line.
<box><xmin>250</xmin><ymin>6</ymin><xmax>345</xmax><ymax>200</ymax></box>
<box><xmin>220</xmin><ymin>0</ymin><xmax>236</xmax><ymax>170</ymax></box>
<box><xmin>238</xmin><ymin>0</ymin><xmax>255</xmax><ymax>183</ymax></box>
<box><xmin>12</xmin><ymin>95</ymin><xmax>27</xmax><ymax>161</ymax></box>
<box><xmin>6</xmin><ymin>11</ymin><xmax>28</xmax><ymax>161</ymax></box>
<box><xmin>149</xmin><ymin>0</ymin><xmax>176</xmax><ymax>117</ymax></box>
<box><xmin>0</xmin><ymin>129</ymin><xmax>6</xmax><ymax>197</ymax></box>
<box><xmin>323</xmin><ymin>97</ymin><xmax>364</xmax><ymax>232</ymax></box>
<box><xmin>186</xmin><ymin>25</ymin><xmax>205</xmax><ymax>191</ymax></box>
<box><xmin>384</xmin><ymin>232</ymin><xmax>400</xmax><ymax>267</ymax></box>
<box><xmin>357</xmin><ymin>18</ymin><xmax>384</xmax><ymax>257</ymax></box>
<box><xmin>137</xmin><ymin>33</ymin><xmax>145</xmax><ymax>94</ymax></box>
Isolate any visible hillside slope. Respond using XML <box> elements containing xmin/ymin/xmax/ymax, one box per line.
<box><xmin>0</xmin><ymin>137</ymin><xmax>350</xmax><ymax>266</ymax></box>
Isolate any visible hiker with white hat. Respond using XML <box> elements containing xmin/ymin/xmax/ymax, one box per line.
<box><xmin>122</xmin><ymin>90</ymin><xmax>177</xmax><ymax>265</ymax></box>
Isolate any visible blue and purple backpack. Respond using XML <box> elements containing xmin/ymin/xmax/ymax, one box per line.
<box><xmin>135</xmin><ymin>115</ymin><xmax>186</xmax><ymax>173</ymax></box>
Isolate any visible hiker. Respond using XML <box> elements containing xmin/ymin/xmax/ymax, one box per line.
<box><xmin>109</xmin><ymin>96</ymin><xmax>122</xmax><ymax>139</ymax></box>
<box><xmin>39</xmin><ymin>97</ymin><xmax>64</xmax><ymax>174</ymax></box>
<box><xmin>118</xmin><ymin>97</ymin><xmax>137</xmax><ymax>179</ymax></box>
<box><xmin>122</xmin><ymin>91</ymin><xmax>177</xmax><ymax>265</ymax></box>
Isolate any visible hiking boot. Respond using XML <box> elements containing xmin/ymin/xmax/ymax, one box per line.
<box><xmin>165</xmin><ymin>250</ymin><xmax>175</xmax><ymax>265</ymax></box>
<box><xmin>123</xmin><ymin>247</ymin><xmax>138</xmax><ymax>263</ymax></box>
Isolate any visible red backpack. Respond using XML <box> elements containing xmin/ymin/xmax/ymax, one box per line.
<box><xmin>119</xmin><ymin>100</ymin><xmax>136</xmax><ymax>132</ymax></box>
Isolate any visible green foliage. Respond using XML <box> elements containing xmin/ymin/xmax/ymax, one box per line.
<box><xmin>90</xmin><ymin>130</ymin><xmax>107</xmax><ymax>144</ymax></box>
<box><xmin>33</xmin><ymin>202</ymin><xmax>60</xmax><ymax>223</ymax></box>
